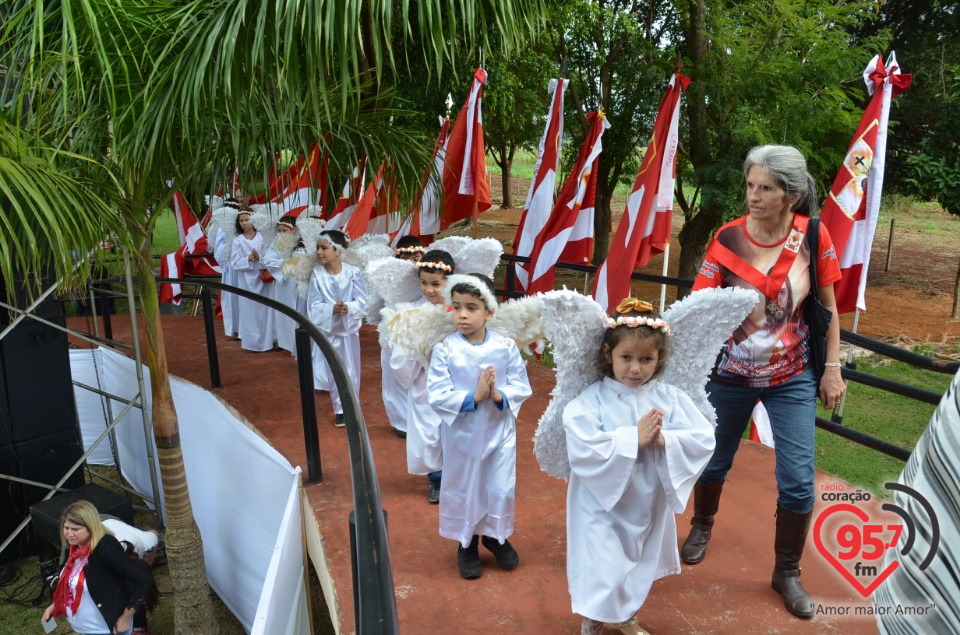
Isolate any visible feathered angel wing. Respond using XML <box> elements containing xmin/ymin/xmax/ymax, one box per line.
<box><xmin>355</xmin><ymin>243</ymin><xmax>395</xmax><ymax>270</ymax></box>
<box><xmin>533</xmin><ymin>290</ymin><xmax>608</xmax><ymax>479</ymax></box>
<box><xmin>205</xmin><ymin>195</ymin><xmax>224</xmax><ymax>211</ymax></box>
<box><xmin>252</xmin><ymin>209</ymin><xmax>277</xmax><ymax>246</ymax></box>
<box><xmin>207</xmin><ymin>208</ymin><xmax>239</xmax><ymax>260</ymax></box>
<box><xmin>360</xmin><ymin>251</ymin><xmax>409</xmax><ymax>325</ymax></box>
<box><xmin>364</xmin><ymin>257</ymin><xmax>421</xmax><ymax>316</ymax></box>
<box><xmin>350</xmin><ymin>233</ymin><xmax>390</xmax><ymax>250</ymax></box>
<box><xmin>378</xmin><ymin>302</ymin><xmax>455</xmax><ymax>366</ymax></box>
<box><xmin>429</xmin><ymin>236</ymin><xmax>470</xmax><ymax>259</ymax></box>
<box><xmin>297</xmin><ymin>217</ymin><xmax>326</xmax><ymax>255</ymax></box>
<box><xmin>455</xmin><ymin>237</ymin><xmax>503</xmax><ymax>278</ymax></box>
<box><xmin>660</xmin><ymin>287</ymin><xmax>760</xmax><ymax>424</ymax></box>
<box><xmin>489</xmin><ymin>296</ymin><xmax>547</xmax><ymax>353</ymax></box>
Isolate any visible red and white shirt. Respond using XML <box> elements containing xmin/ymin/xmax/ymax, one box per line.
<box><xmin>693</xmin><ymin>214</ymin><xmax>841</xmax><ymax>387</ymax></box>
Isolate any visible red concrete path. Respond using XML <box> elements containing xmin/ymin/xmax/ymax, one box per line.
<box><xmin>72</xmin><ymin>315</ymin><xmax>890</xmax><ymax>634</ymax></box>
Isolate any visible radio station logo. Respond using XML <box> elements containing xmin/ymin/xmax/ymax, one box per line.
<box><xmin>814</xmin><ymin>481</ymin><xmax>939</xmax><ymax>598</ymax></box>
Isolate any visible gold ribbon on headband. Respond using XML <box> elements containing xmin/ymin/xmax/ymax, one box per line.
<box><xmin>615</xmin><ymin>298</ymin><xmax>653</xmax><ymax>315</ymax></box>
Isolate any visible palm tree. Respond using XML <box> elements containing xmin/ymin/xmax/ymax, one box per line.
<box><xmin>2</xmin><ymin>1</ymin><xmax>544</xmax><ymax>632</ymax></box>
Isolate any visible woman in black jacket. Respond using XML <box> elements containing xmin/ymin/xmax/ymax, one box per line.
<box><xmin>42</xmin><ymin>500</ymin><xmax>155</xmax><ymax>635</ymax></box>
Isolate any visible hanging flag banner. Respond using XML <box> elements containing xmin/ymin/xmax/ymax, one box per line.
<box><xmin>441</xmin><ymin>68</ymin><xmax>492</xmax><ymax>231</ymax></box>
<box><xmin>593</xmin><ymin>71</ymin><xmax>688</xmax><ymax>312</ymax></box>
<box><xmin>392</xmin><ymin>117</ymin><xmax>452</xmax><ymax>247</ymax></box>
<box><xmin>325</xmin><ymin>158</ymin><xmax>368</xmax><ymax>230</ymax></box>
<box><xmin>514</xmin><ymin>78</ymin><xmax>569</xmax><ymax>291</ymax></box>
<box><xmin>820</xmin><ymin>53</ymin><xmax>911</xmax><ymax>314</ymax></box>
<box><xmin>345</xmin><ymin>162</ymin><xmax>387</xmax><ymax>238</ymax></box>
<box><xmin>526</xmin><ymin>110</ymin><xmax>610</xmax><ymax>295</ymax></box>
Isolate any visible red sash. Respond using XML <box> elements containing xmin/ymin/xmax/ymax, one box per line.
<box><xmin>706</xmin><ymin>215</ymin><xmax>809</xmax><ymax>303</ymax></box>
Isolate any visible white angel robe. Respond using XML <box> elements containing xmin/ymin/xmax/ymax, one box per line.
<box><xmin>214</xmin><ymin>228</ymin><xmax>240</xmax><ymax>337</ymax></box>
<box><xmin>563</xmin><ymin>377</ymin><xmax>716</xmax><ymax>623</ymax></box>
<box><xmin>381</xmin><ymin>342</ymin><xmax>408</xmax><ymax>434</ymax></box>
<box><xmin>390</xmin><ymin>298</ymin><xmax>443</xmax><ymax>473</ymax></box>
<box><xmin>307</xmin><ymin>263</ymin><xmax>368</xmax><ymax>414</ymax></box>
<box><xmin>230</xmin><ymin>232</ymin><xmax>276</xmax><ymax>352</ymax></box>
<box><xmin>262</xmin><ymin>242</ymin><xmax>305</xmax><ymax>356</ymax></box>
<box><xmin>427</xmin><ymin>330</ymin><xmax>532</xmax><ymax>547</ymax></box>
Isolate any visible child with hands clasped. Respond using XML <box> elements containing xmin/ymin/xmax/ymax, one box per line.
<box><xmin>564</xmin><ymin>298</ymin><xmax>716</xmax><ymax>635</ymax></box>
<box><xmin>230</xmin><ymin>208</ymin><xmax>276</xmax><ymax>352</ymax></box>
<box><xmin>307</xmin><ymin>230</ymin><xmax>368</xmax><ymax>427</ymax></box>
<box><xmin>427</xmin><ymin>274</ymin><xmax>532</xmax><ymax>580</ymax></box>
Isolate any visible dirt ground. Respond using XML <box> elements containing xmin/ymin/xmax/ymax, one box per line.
<box><xmin>459</xmin><ymin>179</ymin><xmax>960</xmax><ymax>360</ymax></box>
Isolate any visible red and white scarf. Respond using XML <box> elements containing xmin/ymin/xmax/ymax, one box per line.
<box><xmin>53</xmin><ymin>543</ymin><xmax>91</xmax><ymax>617</ymax></box>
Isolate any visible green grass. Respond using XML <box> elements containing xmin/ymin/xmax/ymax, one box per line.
<box><xmin>812</xmin><ymin>357</ymin><xmax>951</xmax><ymax>499</ymax></box>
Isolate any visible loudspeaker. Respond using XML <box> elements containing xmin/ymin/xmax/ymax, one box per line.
<box><xmin>0</xmin><ymin>443</ymin><xmax>31</xmax><ymax>564</ymax></box>
<box><xmin>0</xmin><ymin>264</ymin><xmax>86</xmax><ymax>564</ymax></box>
<box><xmin>0</xmin><ymin>317</ymin><xmax>77</xmax><ymax>443</ymax></box>
<box><xmin>31</xmin><ymin>483</ymin><xmax>134</xmax><ymax>554</ymax></box>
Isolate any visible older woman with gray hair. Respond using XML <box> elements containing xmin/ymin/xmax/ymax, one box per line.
<box><xmin>681</xmin><ymin>145</ymin><xmax>845</xmax><ymax>618</ymax></box>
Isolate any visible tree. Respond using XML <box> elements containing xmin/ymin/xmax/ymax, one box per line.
<box><xmin>484</xmin><ymin>51</ymin><xmax>557</xmax><ymax>209</ymax></box>
<box><xmin>2</xmin><ymin>1</ymin><xmax>545</xmax><ymax>632</ymax></box>
<box><xmin>859</xmin><ymin>0</ymin><xmax>960</xmax><ymax>214</ymax></box>
<box><xmin>550</xmin><ymin>0</ymin><xmax>681</xmax><ymax>263</ymax></box>
<box><xmin>676</xmin><ymin>0</ymin><xmax>892</xmax><ymax>284</ymax></box>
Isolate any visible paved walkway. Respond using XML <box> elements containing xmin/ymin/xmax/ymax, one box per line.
<box><xmin>74</xmin><ymin>315</ymin><xmax>890</xmax><ymax>634</ymax></box>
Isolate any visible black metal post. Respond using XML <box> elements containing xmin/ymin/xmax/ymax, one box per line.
<box><xmin>200</xmin><ymin>287</ymin><xmax>221</xmax><ymax>388</ymax></box>
<box><xmin>95</xmin><ymin>282</ymin><xmax>113</xmax><ymax>340</ymax></box>
<box><xmin>349</xmin><ymin>509</ymin><xmax>388</xmax><ymax>632</ymax></box>
<box><xmin>506</xmin><ymin>261</ymin><xmax>517</xmax><ymax>297</ymax></box>
<box><xmin>295</xmin><ymin>328</ymin><xmax>322</xmax><ymax>483</ymax></box>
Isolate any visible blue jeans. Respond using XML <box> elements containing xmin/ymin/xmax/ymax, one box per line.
<box><xmin>699</xmin><ymin>367</ymin><xmax>817</xmax><ymax>514</ymax></box>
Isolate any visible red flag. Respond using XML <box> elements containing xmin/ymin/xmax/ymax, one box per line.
<box><xmin>367</xmin><ymin>162</ymin><xmax>400</xmax><ymax>235</ymax></box>
<box><xmin>526</xmin><ymin>111</ymin><xmax>610</xmax><ymax>295</ymax></box>
<box><xmin>275</xmin><ymin>144</ymin><xmax>328</xmax><ymax>217</ymax></box>
<box><xmin>232</xmin><ymin>164</ymin><xmax>240</xmax><ymax>198</ymax></box>
<box><xmin>592</xmin><ymin>72</ymin><xmax>688</xmax><ymax>312</ymax></box>
<box><xmin>326</xmin><ymin>157</ymin><xmax>367</xmax><ymax>230</ymax></box>
<box><xmin>345</xmin><ymin>163</ymin><xmax>386</xmax><ymax>238</ymax></box>
<box><xmin>159</xmin><ymin>246</ymin><xmax>185</xmax><ymax>304</ymax></box>
<box><xmin>441</xmin><ymin>68</ymin><xmax>492</xmax><ymax>231</ymax></box>
<box><xmin>392</xmin><ymin>118</ymin><xmax>452</xmax><ymax>247</ymax></box>
<box><xmin>514</xmin><ymin>78</ymin><xmax>568</xmax><ymax>291</ymax></box>
<box><xmin>172</xmin><ymin>190</ymin><xmax>220</xmax><ymax>273</ymax></box>
<box><xmin>820</xmin><ymin>53</ymin><xmax>911</xmax><ymax>314</ymax></box>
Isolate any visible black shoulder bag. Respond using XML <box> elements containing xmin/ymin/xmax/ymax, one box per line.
<box><xmin>805</xmin><ymin>218</ymin><xmax>833</xmax><ymax>385</ymax></box>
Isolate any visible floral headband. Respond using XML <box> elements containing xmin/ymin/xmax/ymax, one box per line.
<box><xmin>277</xmin><ymin>221</ymin><xmax>295</xmax><ymax>230</ymax></box>
<box><xmin>417</xmin><ymin>261</ymin><xmax>453</xmax><ymax>273</ymax></box>
<box><xmin>395</xmin><ymin>246</ymin><xmax>425</xmax><ymax>255</ymax></box>
<box><xmin>603</xmin><ymin>298</ymin><xmax>671</xmax><ymax>335</ymax></box>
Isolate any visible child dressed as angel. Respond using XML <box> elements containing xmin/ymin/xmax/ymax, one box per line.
<box><xmin>307</xmin><ymin>229</ymin><xmax>367</xmax><ymax>427</ymax></box>
<box><xmin>563</xmin><ymin>298</ymin><xmax>717</xmax><ymax>635</ymax></box>
<box><xmin>426</xmin><ymin>274</ymin><xmax>532</xmax><ymax>580</ymax></box>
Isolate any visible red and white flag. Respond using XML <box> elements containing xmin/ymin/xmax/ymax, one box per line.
<box><xmin>345</xmin><ymin>162</ymin><xmax>387</xmax><ymax>238</ymax></box>
<box><xmin>275</xmin><ymin>144</ymin><xmax>328</xmax><ymax>217</ymax></box>
<box><xmin>526</xmin><ymin>111</ymin><xmax>610</xmax><ymax>295</ymax></box>
<box><xmin>820</xmin><ymin>53</ymin><xmax>911</xmax><ymax>314</ymax></box>
<box><xmin>392</xmin><ymin>117</ymin><xmax>452</xmax><ymax>247</ymax></box>
<box><xmin>441</xmin><ymin>68</ymin><xmax>492</xmax><ymax>231</ymax></box>
<box><xmin>325</xmin><ymin>158</ymin><xmax>367</xmax><ymax>230</ymax></box>
<box><xmin>160</xmin><ymin>191</ymin><xmax>221</xmax><ymax>304</ymax></box>
<box><xmin>232</xmin><ymin>164</ymin><xmax>240</xmax><ymax>198</ymax></box>
<box><xmin>593</xmin><ymin>72</ymin><xmax>688</xmax><ymax>312</ymax></box>
<box><xmin>513</xmin><ymin>78</ymin><xmax>568</xmax><ymax>291</ymax></box>
<box><xmin>367</xmin><ymin>163</ymin><xmax>401</xmax><ymax>235</ymax></box>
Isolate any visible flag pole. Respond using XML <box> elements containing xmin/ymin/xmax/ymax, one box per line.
<box><xmin>833</xmin><ymin>308</ymin><xmax>859</xmax><ymax>422</ymax></box>
<box><xmin>472</xmin><ymin>201</ymin><xmax>479</xmax><ymax>239</ymax></box>
<box><xmin>659</xmin><ymin>242</ymin><xmax>670</xmax><ymax>312</ymax></box>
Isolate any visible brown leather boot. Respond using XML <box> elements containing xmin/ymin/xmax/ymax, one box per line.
<box><xmin>771</xmin><ymin>505</ymin><xmax>814</xmax><ymax>619</ymax></box>
<box><xmin>680</xmin><ymin>479</ymin><xmax>724</xmax><ymax>564</ymax></box>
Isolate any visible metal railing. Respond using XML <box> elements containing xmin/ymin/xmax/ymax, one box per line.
<box><xmin>152</xmin><ymin>277</ymin><xmax>398</xmax><ymax>634</ymax></box>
